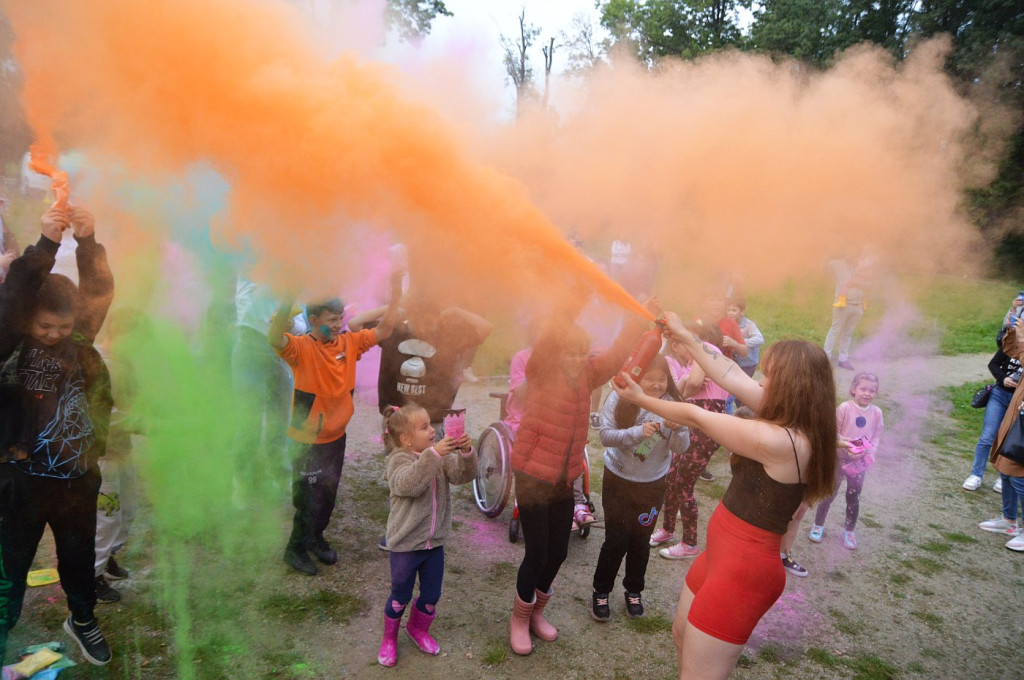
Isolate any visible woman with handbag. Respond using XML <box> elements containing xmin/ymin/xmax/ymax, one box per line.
<box><xmin>963</xmin><ymin>346</ymin><xmax>1021</xmax><ymax>492</ymax></box>
<box><xmin>985</xmin><ymin>321</ymin><xmax>1024</xmax><ymax>552</ymax></box>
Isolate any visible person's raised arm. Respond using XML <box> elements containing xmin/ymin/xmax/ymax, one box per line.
<box><xmin>373</xmin><ymin>270</ymin><xmax>404</xmax><ymax>342</ymax></box>
<box><xmin>662</xmin><ymin>312</ymin><xmax>764</xmax><ymax>410</ymax></box>
<box><xmin>611</xmin><ymin>373</ymin><xmax>794</xmax><ymax>471</ymax></box>
<box><xmin>268</xmin><ymin>298</ymin><xmax>296</xmax><ymax>351</ymax></box>
<box><xmin>441</xmin><ymin>307</ymin><xmax>494</xmax><ymax>345</ymax></box>
<box><xmin>71</xmin><ymin>207</ymin><xmax>114</xmax><ymax>343</ymax></box>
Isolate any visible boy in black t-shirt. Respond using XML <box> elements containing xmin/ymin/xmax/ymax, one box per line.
<box><xmin>0</xmin><ymin>205</ymin><xmax>114</xmax><ymax>666</ymax></box>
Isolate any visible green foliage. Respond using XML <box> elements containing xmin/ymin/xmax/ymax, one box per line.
<box><xmin>385</xmin><ymin>0</ymin><xmax>451</xmax><ymax>40</ymax></box>
<box><xmin>627</xmin><ymin>614</ymin><xmax>674</xmax><ymax>633</ymax></box>
<box><xmin>943</xmin><ymin>381</ymin><xmax>988</xmax><ymax>449</ymax></box>
<box><xmin>261</xmin><ymin>590</ymin><xmax>365</xmax><ymax>624</ymax></box>
<box><xmin>847</xmin><ymin>653</ymin><xmax>900</xmax><ymax>680</ymax></box>
<box><xmin>482</xmin><ymin>641</ymin><xmax>508</xmax><ymax>665</ymax></box>
<box><xmin>600</xmin><ymin>0</ymin><xmax>752</xmax><ymax>63</ymax></box>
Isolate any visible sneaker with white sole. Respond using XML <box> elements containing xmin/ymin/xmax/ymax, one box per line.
<box><xmin>842</xmin><ymin>530</ymin><xmax>857</xmax><ymax>550</ymax></box>
<box><xmin>660</xmin><ymin>542</ymin><xmax>701</xmax><ymax>560</ymax></box>
<box><xmin>994</xmin><ymin>478</ymin><xmax>1003</xmax><ymax>494</ymax></box>
<box><xmin>1006</xmin><ymin>534</ymin><xmax>1024</xmax><ymax>551</ymax></box>
<box><xmin>808</xmin><ymin>525</ymin><xmax>824</xmax><ymax>543</ymax></box>
<box><xmin>648</xmin><ymin>528</ymin><xmax>673</xmax><ymax>547</ymax></box>
<box><xmin>978</xmin><ymin>517</ymin><xmax>1018</xmax><ymax>535</ymax></box>
<box><xmin>781</xmin><ymin>554</ymin><xmax>809</xmax><ymax>577</ymax></box>
<box><xmin>64</xmin><ymin>616</ymin><xmax>112</xmax><ymax>666</ymax></box>
<box><xmin>962</xmin><ymin>475</ymin><xmax>982</xmax><ymax>491</ymax></box>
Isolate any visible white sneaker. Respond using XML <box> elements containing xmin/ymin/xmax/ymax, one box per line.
<box><xmin>978</xmin><ymin>518</ymin><xmax>1018</xmax><ymax>535</ymax></box>
<box><xmin>993</xmin><ymin>478</ymin><xmax>1003</xmax><ymax>493</ymax></box>
<box><xmin>1005</xmin><ymin>534</ymin><xmax>1024</xmax><ymax>552</ymax></box>
<box><xmin>842</xmin><ymin>530</ymin><xmax>857</xmax><ymax>550</ymax></box>
<box><xmin>962</xmin><ymin>475</ymin><xmax>982</xmax><ymax>491</ymax></box>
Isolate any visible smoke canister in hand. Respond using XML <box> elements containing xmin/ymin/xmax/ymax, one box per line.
<box><xmin>614</xmin><ymin>321</ymin><xmax>666</xmax><ymax>388</ymax></box>
<box><xmin>443</xmin><ymin>408</ymin><xmax>466</xmax><ymax>440</ymax></box>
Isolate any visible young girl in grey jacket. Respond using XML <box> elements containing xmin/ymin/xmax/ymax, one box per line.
<box><xmin>377</xmin><ymin>403</ymin><xmax>476</xmax><ymax>667</ymax></box>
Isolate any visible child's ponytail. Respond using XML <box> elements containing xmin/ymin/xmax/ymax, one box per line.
<box><xmin>383</xmin><ymin>403</ymin><xmax>425</xmax><ymax>452</ymax></box>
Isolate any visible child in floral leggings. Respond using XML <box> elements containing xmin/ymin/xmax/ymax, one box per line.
<box><xmin>650</xmin><ymin>323</ymin><xmax>729</xmax><ymax>559</ymax></box>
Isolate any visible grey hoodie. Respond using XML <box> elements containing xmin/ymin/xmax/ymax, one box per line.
<box><xmin>599</xmin><ymin>392</ymin><xmax>690</xmax><ymax>483</ymax></box>
<box><xmin>384</xmin><ymin>446</ymin><xmax>477</xmax><ymax>552</ymax></box>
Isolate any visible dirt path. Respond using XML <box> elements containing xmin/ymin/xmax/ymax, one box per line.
<box><xmin>295</xmin><ymin>349</ymin><xmax>1024</xmax><ymax>680</ymax></box>
<box><xmin>16</xmin><ymin>350</ymin><xmax>1017</xmax><ymax>679</ymax></box>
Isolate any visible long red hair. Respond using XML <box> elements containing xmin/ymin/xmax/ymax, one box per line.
<box><xmin>757</xmin><ymin>340</ymin><xmax>838</xmax><ymax>503</ymax></box>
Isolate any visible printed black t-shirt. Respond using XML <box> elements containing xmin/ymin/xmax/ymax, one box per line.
<box><xmin>377</xmin><ymin>317</ymin><xmax>476</xmax><ymax>422</ymax></box>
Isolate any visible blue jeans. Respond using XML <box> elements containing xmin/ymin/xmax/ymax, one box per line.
<box><xmin>971</xmin><ymin>386</ymin><xmax>1013</xmax><ymax>478</ymax></box>
<box><xmin>1000</xmin><ymin>473</ymin><xmax>1024</xmax><ymax>521</ymax></box>
<box><xmin>387</xmin><ymin>547</ymin><xmax>445</xmax><ymax>615</ymax></box>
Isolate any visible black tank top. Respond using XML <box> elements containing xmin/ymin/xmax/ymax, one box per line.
<box><xmin>721</xmin><ymin>428</ymin><xmax>807</xmax><ymax>535</ymax></box>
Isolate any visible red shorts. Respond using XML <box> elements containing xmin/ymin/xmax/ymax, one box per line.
<box><xmin>684</xmin><ymin>504</ymin><xmax>785</xmax><ymax>644</ymax></box>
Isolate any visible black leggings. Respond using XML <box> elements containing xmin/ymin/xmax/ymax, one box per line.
<box><xmin>592</xmin><ymin>470</ymin><xmax>666</xmax><ymax>594</ymax></box>
<box><xmin>514</xmin><ymin>473</ymin><xmax>574</xmax><ymax>602</ymax></box>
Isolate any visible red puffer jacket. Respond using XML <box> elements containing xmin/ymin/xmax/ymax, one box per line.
<box><xmin>511</xmin><ymin>322</ymin><xmax>644</xmax><ymax>486</ymax></box>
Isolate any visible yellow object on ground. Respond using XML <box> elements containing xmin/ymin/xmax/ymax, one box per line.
<box><xmin>10</xmin><ymin>647</ymin><xmax>61</xmax><ymax>675</ymax></box>
<box><xmin>26</xmin><ymin>568</ymin><xmax>60</xmax><ymax>587</ymax></box>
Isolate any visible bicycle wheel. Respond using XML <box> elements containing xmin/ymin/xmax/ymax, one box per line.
<box><xmin>473</xmin><ymin>423</ymin><xmax>513</xmax><ymax>517</ymax></box>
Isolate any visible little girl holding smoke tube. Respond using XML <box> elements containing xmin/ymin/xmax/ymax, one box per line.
<box><xmin>650</xmin><ymin>321</ymin><xmax>728</xmax><ymax>559</ymax></box>
<box><xmin>593</xmin><ymin>354</ymin><xmax>690</xmax><ymax>621</ymax></box>
<box><xmin>377</xmin><ymin>404</ymin><xmax>476</xmax><ymax>668</ymax></box>
<box><xmin>810</xmin><ymin>372</ymin><xmax>884</xmax><ymax>550</ymax></box>
<box><xmin>612</xmin><ymin>312</ymin><xmax>837</xmax><ymax>680</ymax></box>
<box><xmin>507</xmin><ymin>299</ymin><xmax>660</xmax><ymax>656</ymax></box>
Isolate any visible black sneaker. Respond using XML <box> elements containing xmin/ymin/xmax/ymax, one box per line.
<box><xmin>105</xmin><ymin>555</ymin><xmax>130</xmax><ymax>581</ymax></box>
<box><xmin>699</xmin><ymin>469</ymin><xmax>714</xmax><ymax>482</ymax></box>
<box><xmin>781</xmin><ymin>554</ymin><xmax>809</xmax><ymax>577</ymax></box>
<box><xmin>95</xmin><ymin>575</ymin><xmax>121</xmax><ymax>604</ymax></box>
<box><xmin>284</xmin><ymin>545</ymin><xmax>318</xmax><ymax>576</ymax></box>
<box><xmin>591</xmin><ymin>592</ymin><xmax>610</xmax><ymax>622</ymax></box>
<box><xmin>309</xmin><ymin>537</ymin><xmax>338</xmax><ymax>565</ymax></box>
<box><xmin>64</xmin><ymin>615</ymin><xmax>112</xmax><ymax>665</ymax></box>
<box><xmin>624</xmin><ymin>591</ymin><xmax>644</xmax><ymax>618</ymax></box>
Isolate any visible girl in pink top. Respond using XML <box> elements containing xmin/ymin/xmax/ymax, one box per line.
<box><xmin>809</xmin><ymin>372</ymin><xmax>884</xmax><ymax>550</ymax></box>
<box><xmin>652</xmin><ymin>320</ymin><xmax>730</xmax><ymax>559</ymax></box>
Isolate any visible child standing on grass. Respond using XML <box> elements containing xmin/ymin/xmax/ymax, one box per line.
<box><xmin>269</xmin><ymin>271</ymin><xmax>401</xmax><ymax>576</ymax></box>
<box><xmin>810</xmin><ymin>372</ymin><xmax>884</xmax><ymax>550</ymax></box>
<box><xmin>377</xmin><ymin>404</ymin><xmax>476</xmax><ymax>667</ymax></box>
<box><xmin>650</xmin><ymin>322</ymin><xmax>728</xmax><ymax>558</ymax></box>
<box><xmin>0</xmin><ymin>205</ymin><xmax>114</xmax><ymax>666</ymax></box>
<box><xmin>592</xmin><ymin>354</ymin><xmax>690</xmax><ymax>621</ymax></box>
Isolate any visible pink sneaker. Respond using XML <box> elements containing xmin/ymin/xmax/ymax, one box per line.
<box><xmin>659</xmin><ymin>542</ymin><xmax>701</xmax><ymax>560</ymax></box>
<box><xmin>649</xmin><ymin>528</ymin><xmax>674</xmax><ymax>547</ymax></box>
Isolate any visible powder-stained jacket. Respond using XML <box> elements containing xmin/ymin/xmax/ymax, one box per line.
<box><xmin>385</xmin><ymin>446</ymin><xmax>477</xmax><ymax>552</ymax></box>
<box><xmin>991</xmin><ymin>328</ymin><xmax>1024</xmax><ymax>478</ymax></box>
<box><xmin>511</xmin><ymin>320</ymin><xmax>644</xmax><ymax>487</ymax></box>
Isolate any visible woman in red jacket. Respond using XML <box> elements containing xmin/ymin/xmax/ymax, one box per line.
<box><xmin>508</xmin><ymin>300</ymin><xmax>657</xmax><ymax>656</ymax></box>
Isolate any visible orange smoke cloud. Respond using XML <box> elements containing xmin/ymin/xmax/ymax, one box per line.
<box><xmin>483</xmin><ymin>39</ymin><xmax>982</xmax><ymax>307</ymax></box>
<box><xmin>3</xmin><ymin>0</ymin><xmax>651</xmax><ymax>321</ymax></box>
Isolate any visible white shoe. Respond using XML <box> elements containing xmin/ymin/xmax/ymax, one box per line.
<box><xmin>962</xmin><ymin>475</ymin><xmax>982</xmax><ymax>491</ymax></box>
<box><xmin>978</xmin><ymin>517</ymin><xmax>1018</xmax><ymax>535</ymax></box>
<box><xmin>1005</xmin><ymin>534</ymin><xmax>1024</xmax><ymax>552</ymax></box>
<box><xmin>994</xmin><ymin>478</ymin><xmax>1003</xmax><ymax>493</ymax></box>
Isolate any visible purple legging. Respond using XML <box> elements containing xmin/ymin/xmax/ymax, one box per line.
<box><xmin>661</xmin><ymin>399</ymin><xmax>726</xmax><ymax>545</ymax></box>
<box><xmin>814</xmin><ymin>469</ymin><xmax>866</xmax><ymax>531</ymax></box>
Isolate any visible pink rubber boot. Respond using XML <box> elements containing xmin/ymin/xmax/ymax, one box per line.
<box><xmin>405</xmin><ymin>600</ymin><xmax>440</xmax><ymax>655</ymax></box>
<box><xmin>377</xmin><ymin>612</ymin><xmax>403</xmax><ymax>667</ymax></box>
<box><xmin>530</xmin><ymin>588</ymin><xmax>558</xmax><ymax>641</ymax></box>
<box><xmin>509</xmin><ymin>593</ymin><xmax>535</xmax><ymax>655</ymax></box>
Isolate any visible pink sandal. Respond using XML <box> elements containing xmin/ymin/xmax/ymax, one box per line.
<box><xmin>573</xmin><ymin>504</ymin><xmax>596</xmax><ymax>526</ymax></box>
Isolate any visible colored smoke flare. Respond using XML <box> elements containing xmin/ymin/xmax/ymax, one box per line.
<box><xmin>28</xmin><ymin>141</ymin><xmax>70</xmax><ymax>211</ymax></box>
